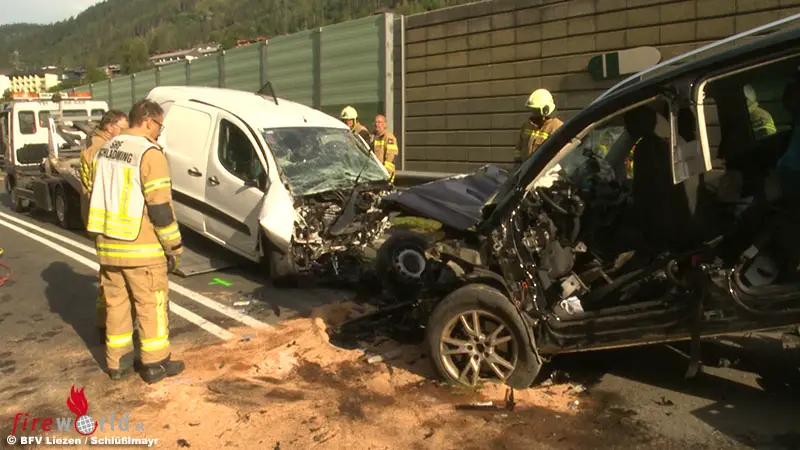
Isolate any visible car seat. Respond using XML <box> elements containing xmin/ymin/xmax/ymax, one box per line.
<box><xmin>625</xmin><ymin>106</ymin><xmax>703</xmax><ymax>253</ymax></box>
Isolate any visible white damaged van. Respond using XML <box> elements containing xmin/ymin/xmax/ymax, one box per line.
<box><xmin>146</xmin><ymin>86</ymin><xmax>394</xmax><ymax>281</ymax></box>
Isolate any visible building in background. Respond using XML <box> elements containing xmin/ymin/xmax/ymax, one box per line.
<box><xmin>149</xmin><ymin>44</ymin><xmax>220</xmax><ymax>67</ymax></box>
<box><xmin>8</xmin><ymin>69</ymin><xmax>59</xmax><ymax>93</ymax></box>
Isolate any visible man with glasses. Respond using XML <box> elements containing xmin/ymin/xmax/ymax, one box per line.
<box><xmin>86</xmin><ymin>99</ymin><xmax>185</xmax><ymax>384</ymax></box>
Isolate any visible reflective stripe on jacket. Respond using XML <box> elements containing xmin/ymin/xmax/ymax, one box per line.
<box><xmin>748</xmin><ymin>105</ymin><xmax>777</xmax><ymax>139</ymax></box>
<box><xmin>87</xmin><ymin>135</ymin><xmax>150</xmax><ymax>241</ymax></box>
<box><xmin>80</xmin><ymin>131</ymin><xmax>111</xmax><ymax>227</ymax></box>
<box><xmin>513</xmin><ymin>117</ymin><xmax>564</xmax><ymax>162</ymax></box>
<box><xmin>373</xmin><ymin>130</ymin><xmax>398</xmax><ymax>182</ymax></box>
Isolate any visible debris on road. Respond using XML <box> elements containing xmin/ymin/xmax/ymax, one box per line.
<box><xmin>655</xmin><ymin>397</ymin><xmax>675</xmax><ymax>407</ymax></box>
<box><xmin>233</xmin><ymin>301</ymin><xmax>251</xmax><ymax>307</ymax></box>
<box><xmin>568</xmin><ymin>400</ymin><xmax>580</xmax><ymax>410</ymax></box>
<box><xmin>177</xmin><ymin>439</ymin><xmax>191</xmax><ymax>447</ymax></box>
<box><xmin>240</xmin><ymin>334</ymin><xmax>256</xmax><ymax>343</ymax></box>
<box><xmin>505</xmin><ymin>388</ymin><xmax>516</xmax><ymax>411</ymax></box>
<box><xmin>365</xmin><ymin>348</ymin><xmax>402</xmax><ymax>364</ymax></box>
<box><xmin>567</xmin><ymin>384</ymin><xmax>587</xmax><ymax>395</ymax></box>
<box><xmin>455</xmin><ymin>401</ymin><xmax>499</xmax><ymax>411</ymax></box>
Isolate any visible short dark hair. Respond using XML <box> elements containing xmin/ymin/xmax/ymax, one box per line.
<box><xmin>98</xmin><ymin>110</ymin><xmax>127</xmax><ymax>131</ymax></box>
<box><xmin>128</xmin><ymin>100</ymin><xmax>164</xmax><ymax>127</ymax></box>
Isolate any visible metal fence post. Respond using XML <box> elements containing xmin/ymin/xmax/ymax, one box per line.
<box><xmin>383</xmin><ymin>13</ymin><xmax>395</xmax><ymax>138</ymax></box>
<box><xmin>185</xmin><ymin>60</ymin><xmax>191</xmax><ymax>85</ymax></box>
<box><xmin>218</xmin><ymin>50</ymin><xmax>226</xmax><ymax>88</ymax></box>
<box><xmin>155</xmin><ymin>66</ymin><xmax>161</xmax><ymax>86</ymax></box>
<box><xmin>398</xmin><ymin>14</ymin><xmax>407</xmax><ymax>171</ymax></box>
<box><xmin>130</xmin><ymin>73</ymin><xmax>137</xmax><ymax>104</ymax></box>
<box><xmin>312</xmin><ymin>28</ymin><xmax>322</xmax><ymax>110</ymax></box>
<box><xmin>108</xmin><ymin>78</ymin><xmax>114</xmax><ymax>108</ymax></box>
<box><xmin>260</xmin><ymin>40</ymin><xmax>269</xmax><ymax>86</ymax></box>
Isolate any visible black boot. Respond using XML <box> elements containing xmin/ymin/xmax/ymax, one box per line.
<box><xmin>108</xmin><ymin>353</ymin><xmax>134</xmax><ymax>380</ymax></box>
<box><xmin>139</xmin><ymin>355</ymin><xmax>185</xmax><ymax>385</ymax></box>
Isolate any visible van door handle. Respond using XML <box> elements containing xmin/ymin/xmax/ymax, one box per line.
<box><xmin>188</xmin><ymin>167</ymin><xmax>202</xmax><ymax>177</ymax></box>
<box><xmin>208</xmin><ymin>176</ymin><xmax>220</xmax><ymax>186</ymax></box>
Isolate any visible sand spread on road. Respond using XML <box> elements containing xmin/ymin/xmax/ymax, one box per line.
<box><xmin>121</xmin><ymin>302</ymin><xmax>646</xmax><ymax>450</ymax></box>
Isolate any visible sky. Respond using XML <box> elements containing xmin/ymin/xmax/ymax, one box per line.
<box><xmin>0</xmin><ymin>0</ymin><xmax>104</xmax><ymax>26</ymax></box>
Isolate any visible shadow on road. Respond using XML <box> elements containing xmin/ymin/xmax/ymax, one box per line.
<box><xmin>545</xmin><ymin>338</ymin><xmax>800</xmax><ymax>449</ymax></box>
<box><xmin>41</xmin><ymin>261</ymin><xmax>106</xmax><ymax>369</ymax></box>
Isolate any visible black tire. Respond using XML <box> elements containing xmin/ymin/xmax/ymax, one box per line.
<box><xmin>376</xmin><ymin>230</ymin><xmax>429</xmax><ymax>298</ymax></box>
<box><xmin>53</xmin><ymin>185</ymin><xmax>82</xmax><ymax>229</ymax></box>
<box><xmin>426</xmin><ymin>284</ymin><xmax>540</xmax><ymax>389</ymax></box>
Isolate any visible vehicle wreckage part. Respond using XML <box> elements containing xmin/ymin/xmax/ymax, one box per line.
<box><xmin>427</xmin><ymin>284</ymin><xmax>540</xmax><ymax>389</ymax></box>
<box><xmin>376</xmin><ymin>230</ymin><xmax>429</xmax><ymax>294</ymax></box>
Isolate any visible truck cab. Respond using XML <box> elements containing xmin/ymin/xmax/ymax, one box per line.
<box><xmin>2</xmin><ymin>92</ymin><xmax>108</xmax><ymax>193</ymax></box>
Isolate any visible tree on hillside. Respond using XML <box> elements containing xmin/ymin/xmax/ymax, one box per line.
<box><xmin>2</xmin><ymin>89</ymin><xmax>11</xmax><ymax>102</ymax></box>
<box><xmin>121</xmin><ymin>37</ymin><xmax>151</xmax><ymax>74</ymax></box>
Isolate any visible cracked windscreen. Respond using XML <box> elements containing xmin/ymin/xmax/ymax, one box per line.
<box><xmin>261</xmin><ymin>127</ymin><xmax>388</xmax><ymax>196</ymax></box>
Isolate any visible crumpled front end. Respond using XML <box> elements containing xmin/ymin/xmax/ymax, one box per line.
<box><xmin>284</xmin><ymin>188</ymin><xmax>393</xmax><ymax>277</ymax></box>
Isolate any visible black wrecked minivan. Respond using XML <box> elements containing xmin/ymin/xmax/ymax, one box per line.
<box><xmin>377</xmin><ymin>15</ymin><xmax>800</xmax><ymax>388</ymax></box>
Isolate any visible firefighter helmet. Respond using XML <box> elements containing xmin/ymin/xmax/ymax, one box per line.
<box><xmin>340</xmin><ymin>106</ymin><xmax>358</xmax><ymax>120</ymax></box>
<box><xmin>525</xmin><ymin>89</ymin><xmax>555</xmax><ymax>116</ymax></box>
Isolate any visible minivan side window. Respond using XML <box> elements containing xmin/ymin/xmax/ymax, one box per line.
<box><xmin>18</xmin><ymin>111</ymin><xmax>36</xmax><ymax>135</ymax></box>
<box><xmin>218</xmin><ymin>119</ymin><xmax>265</xmax><ymax>186</ymax></box>
<box><xmin>699</xmin><ymin>54</ymin><xmax>800</xmax><ymax>164</ymax></box>
<box><xmin>91</xmin><ymin>109</ymin><xmax>105</xmax><ymax>118</ymax></box>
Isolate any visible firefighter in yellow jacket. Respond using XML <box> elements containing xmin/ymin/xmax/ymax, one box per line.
<box><xmin>372</xmin><ymin>114</ymin><xmax>398</xmax><ymax>182</ymax></box>
<box><xmin>86</xmin><ymin>99</ymin><xmax>184</xmax><ymax>384</ymax></box>
<box><xmin>340</xmin><ymin>106</ymin><xmax>372</xmax><ymax>144</ymax></box>
<box><xmin>80</xmin><ymin>110</ymin><xmax>128</xmax><ymax>332</ymax></box>
<box><xmin>514</xmin><ymin>89</ymin><xmax>564</xmax><ymax>165</ymax></box>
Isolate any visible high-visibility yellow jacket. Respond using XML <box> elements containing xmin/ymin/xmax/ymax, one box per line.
<box><xmin>748</xmin><ymin>104</ymin><xmax>777</xmax><ymax>139</ymax></box>
<box><xmin>514</xmin><ymin>117</ymin><xmax>564</xmax><ymax>163</ymax></box>
<box><xmin>373</xmin><ymin>130</ymin><xmax>398</xmax><ymax>182</ymax></box>
<box><xmin>80</xmin><ymin>130</ymin><xmax>111</xmax><ymax>226</ymax></box>
<box><xmin>87</xmin><ymin>129</ymin><xmax>183</xmax><ymax>267</ymax></box>
<box><xmin>352</xmin><ymin>121</ymin><xmax>372</xmax><ymax>144</ymax></box>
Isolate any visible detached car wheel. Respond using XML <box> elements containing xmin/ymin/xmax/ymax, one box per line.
<box><xmin>427</xmin><ymin>284</ymin><xmax>540</xmax><ymax>389</ymax></box>
<box><xmin>376</xmin><ymin>230</ymin><xmax>428</xmax><ymax>296</ymax></box>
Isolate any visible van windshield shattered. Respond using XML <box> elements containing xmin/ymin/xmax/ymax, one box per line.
<box><xmin>261</xmin><ymin>127</ymin><xmax>389</xmax><ymax>196</ymax></box>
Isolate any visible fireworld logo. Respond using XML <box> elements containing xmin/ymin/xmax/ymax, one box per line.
<box><xmin>11</xmin><ymin>385</ymin><xmax>145</xmax><ymax>435</ymax></box>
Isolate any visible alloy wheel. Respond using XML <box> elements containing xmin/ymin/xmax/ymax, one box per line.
<box><xmin>438</xmin><ymin>309</ymin><xmax>518</xmax><ymax>386</ymax></box>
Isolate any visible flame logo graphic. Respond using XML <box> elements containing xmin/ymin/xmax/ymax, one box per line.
<box><xmin>66</xmin><ymin>385</ymin><xmax>97</xmax><ymax>436</ymax></box>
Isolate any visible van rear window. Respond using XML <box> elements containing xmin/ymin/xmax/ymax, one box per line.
<box><xmin>18</xmin><ymin>111</ymin><xmax>36</xmax><ymax>135</ymax></box>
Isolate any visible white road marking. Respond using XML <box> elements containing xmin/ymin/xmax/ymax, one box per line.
<box><xmin>0</xmin><ymin>215</ymin><xmax>235</xmax><ymax>340</ymax></box>
<box><xmin>0</xmin><ymin>210</ymin><xmax>271</xmax><ymax>331</ymax></box>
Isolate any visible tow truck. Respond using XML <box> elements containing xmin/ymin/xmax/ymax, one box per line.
<box><xmin>1</xmin><ymin>92</ymin><xmax>108</xmax><ymax>228</ymax></box>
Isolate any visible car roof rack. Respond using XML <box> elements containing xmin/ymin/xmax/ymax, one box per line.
<box><xmin>593</xmin><ymin>12</ymin><xmax>800</xmax><ymax>104</ymax></box>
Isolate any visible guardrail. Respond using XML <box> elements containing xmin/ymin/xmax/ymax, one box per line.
<box><xmin>394</xmin><ymin>170</ymin><xmax>458</xmax><ymax>188</ymax></box>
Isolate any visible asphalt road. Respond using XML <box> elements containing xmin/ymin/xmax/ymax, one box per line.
<box><xmin>0</xmin><ymin>180</ymin><xmax>799</xmax><ymax>449</ymax></box>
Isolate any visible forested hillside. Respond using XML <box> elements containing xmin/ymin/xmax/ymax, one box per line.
<box><xmin>0</xmin><ymin>0</ymin><xmax>473</xmax><ymax>73</ymax></box>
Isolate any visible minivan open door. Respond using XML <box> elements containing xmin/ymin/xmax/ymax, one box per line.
<box><xmin>203</xmin><ymin>111</ymin><xmax>270</xmax><ymax>259</ymax></box>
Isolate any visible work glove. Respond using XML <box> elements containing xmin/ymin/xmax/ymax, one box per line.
<box><xmin>167</xmin><ymin>253</ymin><xmax>181</xmax><ymax>274</ymax></box>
